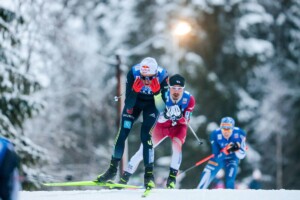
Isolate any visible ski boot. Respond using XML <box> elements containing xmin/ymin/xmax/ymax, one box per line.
<box><xmin>96</xmin><ymin>159</ymin><xmax>119</xmax><ymax>182</ymax></box>
<box><xmin>144</xmin><ymin>167</ymin><xmax>155</xmax><ymax>189</ymax></box>
<box><xmin>118</xmin><ymin>171</ymin><xmax>132</xmax><ymax>185</ymax></box>
<box><xmin>166</xmin><ymin>168</ymin><xmax>178</xmax><ymax>189</ymax></box>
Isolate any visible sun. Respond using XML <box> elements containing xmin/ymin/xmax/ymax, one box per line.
<box><xmin>172</xmin><ymin>21</ymin><xmax>192</xmax><ymax>36</ymax></box>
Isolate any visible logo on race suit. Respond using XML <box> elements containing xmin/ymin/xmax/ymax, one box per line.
<box><xmin>140</xmin><ymin>65</ymin><xmax>150</xmax><ymax>74</ymax></box>
<box><xmin>147</xmin><ymin>140</ymin><xmax>153</xmax><ymax>146</ymax></box>
<box><xmin>126</xmin><ymin>108</ymin><xmax>133</xmax><ymax>114</ymax></box>
<box><xmin>208</xmin><ymin>160</ymin><xmax>218</xmax><ymax>166</ymax></box>
<box><xmin>182</xmin><ymin>98</ymin><xmax>187</xmax><ymax>104</ymax></box>
<box><xmin>124</xmin><ymin>120</ymin><xmax>132</xmax><ymax>129</ymax></box>
<box><xmin>234</xmin><ymin>133</ymin><xmax>239</xmax><ymax>138</ymax></box>
<box><xmin>127</xmin><ymin>164</ymin><xmax>133</xmax><ymax>170</ymax></box>
<box><xmin>149</xmin><ymin>113</ymin><xmax>156</xmax><ymax>118</ymax></box>
<box><xmin>217</xmin><ymin>134</ymin><xmax>222</xmax><ymax>140</ymax></box>
<box><xmin>185</xmin><ymin>111</ymin><xmax>190</xmax><ymax>119</ymax></box>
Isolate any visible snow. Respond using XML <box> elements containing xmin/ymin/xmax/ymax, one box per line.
<box><xmin>21</xmin><ymin>189</ymin><xmax>300</xmax><ymax>200</ymax></box>
<box><xmin>238</xmin><ymin>13</ymin><xmax>273</xmax><ymax>31</ymax></box>
<box><xmin>0</xmin><ymin>0</ymin><xmax>15</xmax><ymax>11</ymax></box>
<box><xmin>235</xmin><ymin>38</ymin><xmax>274</xmax><ymax>59</ymax></box>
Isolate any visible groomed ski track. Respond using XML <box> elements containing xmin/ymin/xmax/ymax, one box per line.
<box><xmin>22</xmin><ymin>189</ymin><xmax>299</xmax><ymax>200</ymax></box>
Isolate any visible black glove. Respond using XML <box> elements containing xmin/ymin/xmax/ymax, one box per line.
<box><xmin>163</xmin><ymin>105</ymin><xmax>182</xmax><ymax>120</ymax></box>
<box><xmin>227</xmin><ymin>142</ymin><xmax>240</xmax><ymax>152</ymax></box>
<box><xmin>164</xmin><ymin>107</ymin><xmax>171</xmax><ymax>119</ymax></box>
<box><xmin>172</xmin><ymin>105</ymin><xmax>182</xmax><ymax>120</ymax></box>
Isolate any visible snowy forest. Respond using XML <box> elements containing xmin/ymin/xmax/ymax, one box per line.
<box><xmin>1</xmin><ymin>0</ymin><xmax>299</xmax><ymax>190</ymax></box>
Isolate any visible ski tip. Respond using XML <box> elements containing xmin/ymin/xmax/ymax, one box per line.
<box><xmin>142</xmin><ymin>188</ymin><xmax>153</xmax><ymax>197</ymax></box>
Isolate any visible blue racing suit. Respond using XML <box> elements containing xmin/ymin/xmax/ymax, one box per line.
<box><xmin>198</xmin><ymin>127</ymin><xmax>246</xmax><ymax>189</ymax></box>
<box><xmin>0</xmin><ymin>137</ymin><xmax>20</xmax><ymax>200</ymax></box>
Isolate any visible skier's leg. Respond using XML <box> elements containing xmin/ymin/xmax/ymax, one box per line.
<box><xmin>165</xmin><ymin>137</ymin><xmax>182</xmax><ymax>189</ymax></box>
<box><xmin>224</xmin><ymin>159</ymin><xmax>238</xmax><ymax>189</ymax></box>
<box><xmin>166</xmin><ymin>125</ymin><xmax>187</xmax><ymax>188</ymax></box>
<box><xmin>169</xmin><ymin>125</ymin><xmax>187</xmax><ymax>170</ymax></box>
<box><xmin>141</xmin><ymin>104</ymin><xmax>158</xmax><ymax>188</ymax></box>
<box><xmin>97</xmin><ymin>106</ymin><xmax>141</xmax><ymax>182</ymax></box>
<box><xmin>198</xmin><ymin>160</ymin><xmax>223</xmax><ymax>189</ymax></box>
<box><xmin>120</xmin><ymin>123</ymin><xmax>167</xmax><ymax>184</ymax></box>
<box><xmin>125</xmin><ymin>144</ymin><xmax>143</xmax><ymax>174</ymax></box>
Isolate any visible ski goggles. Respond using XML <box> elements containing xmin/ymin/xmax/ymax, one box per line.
<box><xmin>220</xmin><ymin>123</ymin><xmax>234</xmax><ymax>130</ymax></box>
<box><xmin>140</xmin><ymin>75</ymin><xmax>156</xmax><ymax>81</ymax></box>
<box><xmin>169</xmin><ymin>86</ymin><xmax>185</xmax><ymax>91</ymax></box>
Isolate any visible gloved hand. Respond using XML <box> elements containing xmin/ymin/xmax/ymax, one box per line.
<box><xmin>227</xmin><ymin>142</ymin><xmax>240</xmax><ymax>152</ymax></box>
<box><xmin>132</xmin><ymin>77</ymin><xmax>144</xmax><ymax>93</ymax></box>
<box><xmin>149</xmin><ymin>78</ymin><xmax>160</xmax><ymax>95</ymax></box>
<box><xmin>164</xmin><ymin>105</ymin><xmax>182</xmax><ymax>120</ymax></box>
<box><xmin>164</xmin><ymin>107</ymin><xmax>172</xmax><ymax>119</ymax></box>
<box><xmin>222</xmin><ymin>142</ymin><xmax>240</xmax><ymax>155</ymax></box>
<box><xmin>172</xmin><ymin>105</ymin><xmax>182</xmax><ymax>120</ymax></box>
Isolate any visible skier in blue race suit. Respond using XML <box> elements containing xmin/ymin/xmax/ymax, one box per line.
<box><xmin>97</xmin><ymin>57</ymin><xmax>168</xmax><ymax>189</ymax></box>
<box><xmin>0</xmin><ymin>137</ymin><xmax>20</xmax><ymax>200</ymax></box>
<box><xmin>197</xmin><ymin>117</ymin><xmax>247</xmax><ymax>189</ymax></box>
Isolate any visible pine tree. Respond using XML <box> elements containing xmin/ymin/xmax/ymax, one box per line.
<box><xmin>0</xmin><ymin>4</ymin><xmax>46</xmax><ymax>189</ymax></box>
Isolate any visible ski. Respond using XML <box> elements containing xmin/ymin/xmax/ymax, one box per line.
<box><xmin>43</xmin><ymin>180</ymin><xmax>141</xmax><ymax>189</ymax></box>
<box><xmin>142</xmin><ymin>187</ymin><xmax>152</xmax><ymax>197</ymax></box>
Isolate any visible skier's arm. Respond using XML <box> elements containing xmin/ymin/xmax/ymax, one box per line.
<box><xmin>210</xmin><ymin>131</ymin><xmax>221</xmax><ymax>157</ymax></box>
<box><xmin>160</xmin><ymin>76</ymin><xmax>169</xmax><ymax>102</ymax></box>
<box><xmin>234</xmin><ymin>129</ymin><xmax>247</xmax><ymax>159</ymax></box>
<box><xmin>177</xmin><ymin>95</ymin><xmax>196</xmax><ymax>124</ymax></box>
<box><xmin>153</xmin><ymin>76</ymin><xmax>169</xmax><ymax>112</ymax></box>
<box><xmin>124</xmin><ymin>70</ymin><xmax>138</xmax><ymax>108</ymax></box>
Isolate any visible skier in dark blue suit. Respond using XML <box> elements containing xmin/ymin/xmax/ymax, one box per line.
<box><xmin>198</xmin><ymin>117</ymin><xmax>247</xmax><ymax>189</ymax></box>
<box><xmin>97</xmin><ymin>57</ymin><xmax>168</xmax><ymax>189</ymax></box>
<box><xmin>0</xmin><ymin>137</ymin><xmax>20</xmax><ymax>200</ymax></box>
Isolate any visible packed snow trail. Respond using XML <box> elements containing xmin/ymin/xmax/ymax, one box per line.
<box><xmin>21</xmin><ymin>189</ymin><xmax>299</xmax><ymax>200</ymax></box>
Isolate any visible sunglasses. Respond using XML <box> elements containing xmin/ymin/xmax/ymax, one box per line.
<box><xmin>140</xmin><ymin>75</ymin><xmax>156</xmax><ymax>81</ymax></box>
<box><xmin>169</xmin><ymin>86</ymin><xmax>185</xmax><ymax>91</ymax></box>
<box><xmin>221</xmin><ymin>127</ymin><xmax>233</xmax><ymax>130</ymax></box>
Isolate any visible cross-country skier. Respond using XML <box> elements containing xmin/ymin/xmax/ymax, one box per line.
<box><xmin>0</xmin><ymin>137</ymin><xmax>20</xmax><ymax>200</ymax></box>
<box><xmin>118</xmin><ymin>74</ymin><xmax>195</xmax><ymax>189</ymax></box>
<box><xmin>197</xmin><ymin>117</ymin><xmax>247</xmax><ymax>189</ymax></box>
<box><xmin>96</xmin><ymin>57</ymin><xmax>168</xmax><ymax>190</ymax></box>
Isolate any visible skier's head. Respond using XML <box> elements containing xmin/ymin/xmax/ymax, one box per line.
<box><xmin>220</xmin><ymin>117</ymin><xmax>235</xmax><ymax>138</ymax></box>
<box><xmin>139</xmin><ymin>57</ymin><xmax>158</xmax><ymax>86</ymax></box>
<box><xmin>169</xmin><ymin>74</ymin><xmax>185</xmax><ymax>101</ymax></box>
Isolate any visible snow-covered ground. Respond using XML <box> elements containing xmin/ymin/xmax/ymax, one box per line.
<box><xmin>21</xmin><ymin>189</ymin><xmax>299</xmax><ymax>200</ymax></box>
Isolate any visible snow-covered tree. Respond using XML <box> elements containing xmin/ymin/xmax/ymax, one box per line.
<box><xmin>0</xmin><ymin>1</ymin><xmax>47</xmax><ymax>188</ymax></box>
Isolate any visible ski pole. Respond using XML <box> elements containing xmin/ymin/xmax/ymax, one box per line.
<box><xmin>187</xmin><ymin>122</ymin><xmax>204</xmax><ymax>145</ymax></box>
<box><xmin>178</xmin><ymin>154</ymin><xmax>214</xmax><ymax>177</ymax></box>
<box><xmin>178</xmin><ymin>144</ymin><xmax>239</xmax><ymax>177</ymax></box>
<box><xmin>114</xmin><ymin>92</ymin><xmax>124</xmax><ymax>101</ymax></box>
